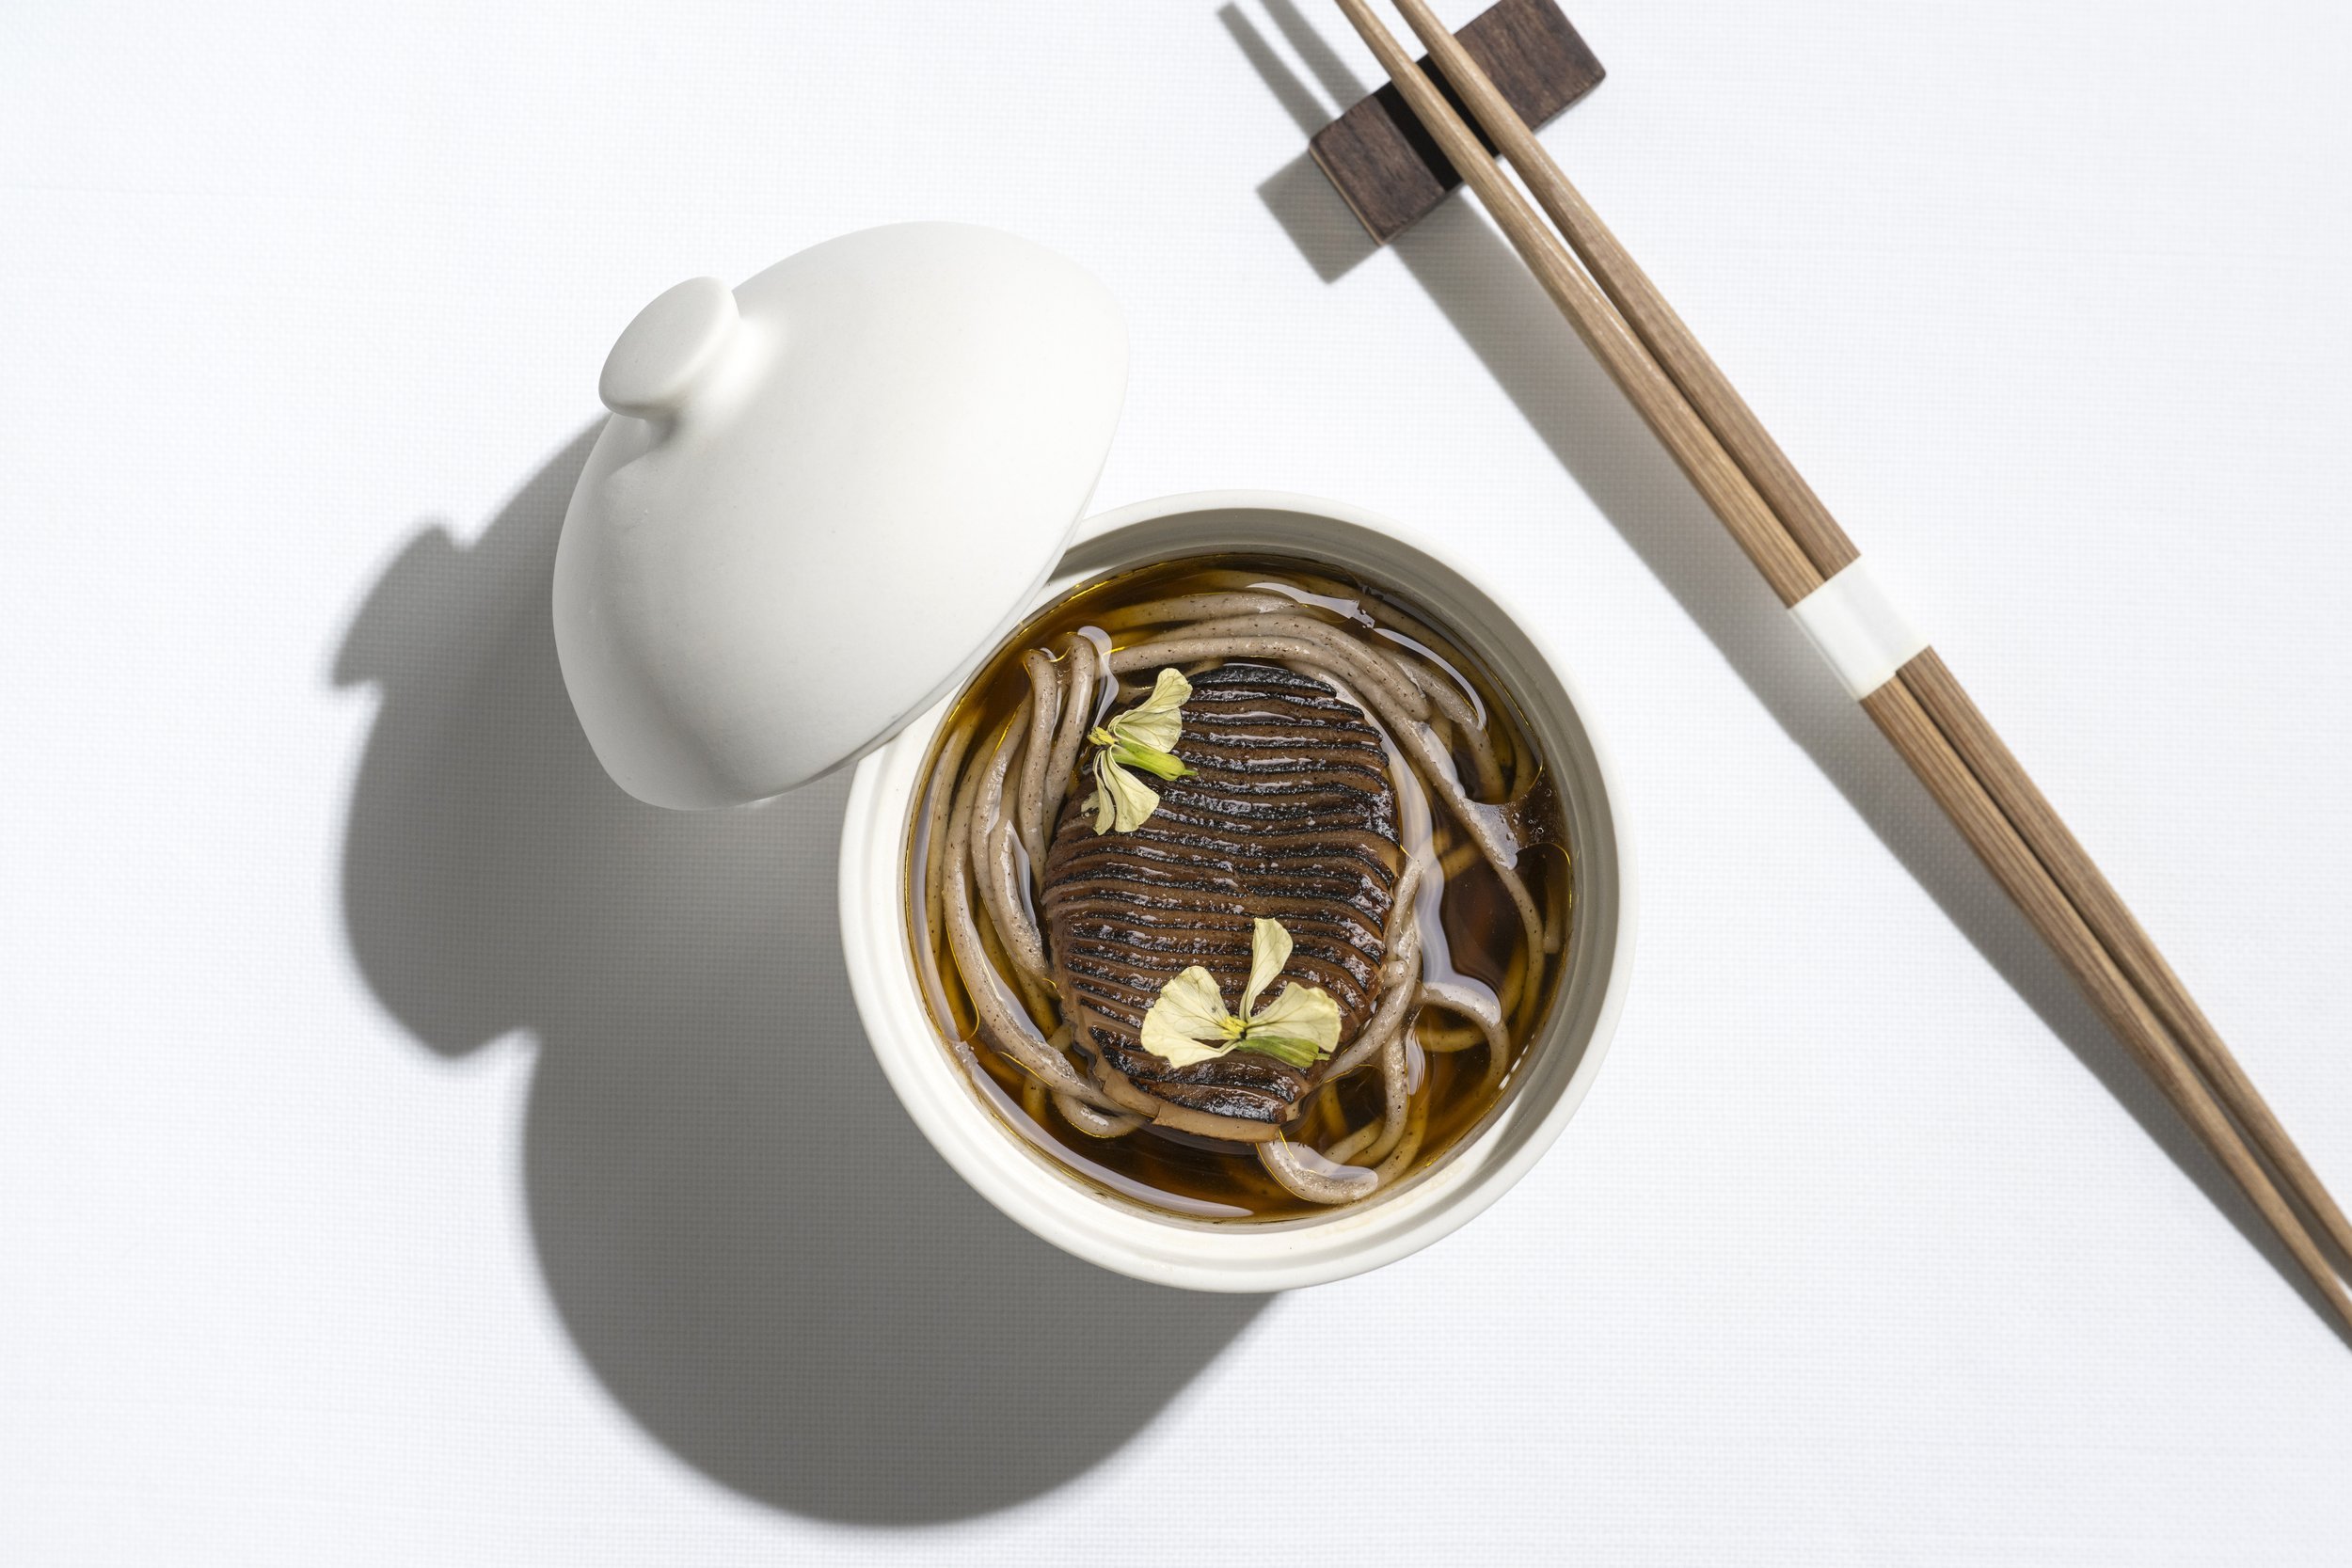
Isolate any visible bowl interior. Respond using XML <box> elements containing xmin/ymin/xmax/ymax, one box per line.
<box><xmin>837</xmin><ymin>492</ymin><xmax>1633</xmax><ymax>1291</ymax></box>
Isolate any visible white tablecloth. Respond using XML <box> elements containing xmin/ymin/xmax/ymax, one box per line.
<box><xmin>7</xmin><ymin>1</ymin><xmax>2349</xmax><ymax>1560</ymax></box>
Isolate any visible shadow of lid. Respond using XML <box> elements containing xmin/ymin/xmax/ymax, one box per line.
<box><xmin>333</xmin><ymin>427</ymin><xmax>1268</xmax><ymax>1523</ymax></box>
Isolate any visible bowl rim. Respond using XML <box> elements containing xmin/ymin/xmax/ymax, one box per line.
<box><xmin>836</xmin><ymin>488</ymin><xmax>1639</xmax><ymax>1291</ymax></box>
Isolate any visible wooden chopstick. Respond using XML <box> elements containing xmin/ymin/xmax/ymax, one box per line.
<box><xmin>1329</xmin><ymin>0</ymin><xmax>2352</xmax><ymax>1335</ymax></box>
<box><xmin>1901</xmin><ymin>647</ymin><xmax>2352</xmax><ymax>1270</ymax></box>
<box><xmin>1378</xmin><ymin>0</ymin><xmax>2352</xmax><ymax>1281</ymax></box>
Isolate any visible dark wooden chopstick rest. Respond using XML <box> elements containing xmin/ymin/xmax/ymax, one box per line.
<box><xmin>1309</xmin><ymin>0</ymin><xmax>1603</xmax><ymax>244</ymax></box>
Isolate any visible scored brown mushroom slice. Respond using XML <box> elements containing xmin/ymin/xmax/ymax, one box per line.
<box><xmin>1038</xmin><ymin>663</ymin><xmax>1404</xmax><ymax>1142</ymax></box>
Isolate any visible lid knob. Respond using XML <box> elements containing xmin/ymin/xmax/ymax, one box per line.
<box><xmin>597</xmin><ymin>276</ymin><xmax>739</xmax><ymax>420</ymax></box>
<box><xmin>555</xmin><ymin>225</ymin><xmax>1128</xmax><ymax>809</ymax></box>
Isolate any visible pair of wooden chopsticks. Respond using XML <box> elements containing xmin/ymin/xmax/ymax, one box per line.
<box><xmin>1332</xmin><ymin>0</ymin><xmax>2352</xmax><ymax>1336</ymax></box>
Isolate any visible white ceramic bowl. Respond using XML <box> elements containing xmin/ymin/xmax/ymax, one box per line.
<box><xmin>838</xmin><ymin>490</ymin><xmax>1636</xmax><ymax>1291</ymax></box>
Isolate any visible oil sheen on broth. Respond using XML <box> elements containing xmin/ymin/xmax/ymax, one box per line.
<box><xmin>906</xmin><ymin>555</ymin><xmax>1569</xmax><ymax>1220</ymax></box>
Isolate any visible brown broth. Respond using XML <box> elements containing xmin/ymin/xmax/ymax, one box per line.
<box><xmin>904</xmin><ymin>554</ymin><xmax>1571</xmax><ymax>1221</ymax></box>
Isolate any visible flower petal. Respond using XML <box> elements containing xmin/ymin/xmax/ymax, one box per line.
<box><xmin>1152</xmin><ymin>967</ymin><xmax>1233</xmax><ymax>1037</ymax></box>
<box><xmin>1245</xmin><ymin>983</ymin><xmax>1342</xmax><ymax>1056</ymax></box>
<box><xmin>1139</xmin><ymin>1034</ymin><xmax>1229</xmax><ymax>1069</ymax></box>
<box><xmin>1134</xmin><ymin>665</ymin><xmax>1194</xmax><ymax>716</ymax></box>
<box><xmin>1084</xmin><ymin>762</ymin><xmax>1114</xmax><ymax>833</ymax></box>
<box><xmin>1242</xmin><ymin>916</ymin><xmax>1292</xmax><ymax>1017</ymax></box>
<box><xmin>1139</xmin><ymin>966</ymin><xmax>1239</xmax><ymax>1067</ymax></box>
<box><xmin>1108</xmin><ymin>667</ymin><xmax>1190</xmax><ymax>754</ymax></box>
<box><xmin>1093</xmin><ymin>752</ymin><xmax>1161</xmax><ymax>832</ymax></box>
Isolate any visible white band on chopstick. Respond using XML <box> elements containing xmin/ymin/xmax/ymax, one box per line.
<box><xmin>1788</xmin><ymin>558</ymin><xmax>1929</xmax><ymax>699</ymax></box>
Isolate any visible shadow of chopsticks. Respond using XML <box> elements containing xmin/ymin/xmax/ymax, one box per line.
<box><xmin>1217</xmin><ymin>0</ymin><xmax>2351</xmax><ymax>1346</ymax></box>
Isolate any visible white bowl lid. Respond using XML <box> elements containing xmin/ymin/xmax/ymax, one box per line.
<box><xmin>552</xmin><ymin>222</ymin><xmax>1128</xmax><ymax>809</ymax></box>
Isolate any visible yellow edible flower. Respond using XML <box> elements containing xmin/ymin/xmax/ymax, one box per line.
<box><xmin>1081</xmin><ymin>667</ymin><xmax>1194</xmax><ymax>833</ymax></box>
<box><xmin>1137</xmin><ymin>917</ymin><xmax>1343</xmax><ymax>1071</ymax></box>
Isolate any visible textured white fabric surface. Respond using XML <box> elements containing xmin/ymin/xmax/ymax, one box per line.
<box><xmin>6</xmin><ymin>1</ymin><xmax>2349</xmax><ymax>1560</ymax></box>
